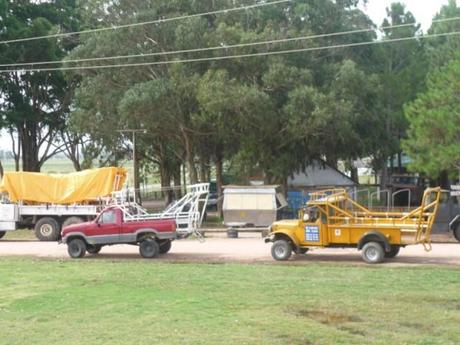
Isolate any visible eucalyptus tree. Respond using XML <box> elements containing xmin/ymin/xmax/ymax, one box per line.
<box><xmin>0</xmin><ymin>0</ymin><xmax>80</xmax><ymax>171</ymax></box>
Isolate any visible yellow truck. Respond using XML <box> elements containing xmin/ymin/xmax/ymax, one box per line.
<box><xmin>265</xmin><ymin>187</ymin><xmax>442</xmax><ymax>263</ymax></box>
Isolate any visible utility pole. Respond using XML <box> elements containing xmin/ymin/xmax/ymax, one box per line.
<box><xmin>117</xmin><ymin>129</ymin><xmax>146</xmax><ymax>204</ymax></box>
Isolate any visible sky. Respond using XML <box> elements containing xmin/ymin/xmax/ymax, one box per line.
<box><xmin>0</xmin><ymin>0</ymin><xmax>452</xmax><ymax>151</ymax></box>
<box><xmin>362</xmin><ymin>0</ymin><xmax>450</xmax><ymax>31</ymax></box>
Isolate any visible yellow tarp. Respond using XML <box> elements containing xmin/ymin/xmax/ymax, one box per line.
<box><xmin>0</xmin><ymin>167</ymin><xmax>127</xmax><ymax>204</ymax></box>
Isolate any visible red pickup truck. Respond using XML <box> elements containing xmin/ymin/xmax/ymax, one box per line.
<box><xmin>61</xmin><ymin>206</ymin><xmax>176</xmax><ymax>259</ymax></box>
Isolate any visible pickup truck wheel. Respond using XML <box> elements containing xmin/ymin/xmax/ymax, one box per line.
<box><xmin>271</xmin><ymin>240</ymin><xmax>292</xmax><ymax>261</ymax></box>
<box><xmin>87</xmin><ymin>244</ymin><xmax>102</xmax><ymax>254</ymax></box>
<box><xmin>361</xmin><ymin>241</ymin><xmax>385</xmax><ymax>264</ymax></box>
<box><xmin>0</xmin><ymin>231</ymin><xmax>5</xmax><ymax>240</ymax></box>
<box><xmin>139</xmin><ymin>239</ymin><xmax>160</xmax><ymax>258</ymax></box>
<box><xmin>67</xmin><ymin>238</ymin><xmax>86</xmax><ymax>258</ymax></box>
<box><xmin>385</xmin><ymin>245</ymin><xmax>400</xmax><ymax>258</ymax></box>
<box><xmin>159</xmin><ymin>240</ymin><xmax>172</xmax><ymax>254</ymax></box>
<box><xmin>35</xmin><ymin>217</ymin><xmax>60</xmax><ymax>241</ymax></box>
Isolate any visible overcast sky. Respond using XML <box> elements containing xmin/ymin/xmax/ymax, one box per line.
<box><xmin>362</xmin><ymin>0</ymin><xmax>450</xmax><ymax>30</ymax></box>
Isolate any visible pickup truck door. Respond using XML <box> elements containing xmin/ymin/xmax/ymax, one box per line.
<box><xmin>90</xmin><ymin>208</ymin><xmax>122</xmax><ymax>244</ymax></box>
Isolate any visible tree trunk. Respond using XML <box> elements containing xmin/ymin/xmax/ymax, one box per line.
<box><xmin>173</xmin><ymin>164</ymin><xmax>182</xmax><ymax>200</ymax></box>
<box><xmin>159</xmin><ymin>161</ymin><xmax>173</xmax><ymax>205</ymax></box>
<box><xmin>380</xmin><ymin>162</ymin><xmax>389</xmax><ymax>188</ymax></box>
<box><xmin>326</xmin><ymin>155</ymin><xmax>337</xmax><ymax>169</ymax></box>
<box><xmin>438</xmin><ymin>170</ymin><xmax>450</xmax><ymax>189</ymax></box>
<box><xmin>20</xmin><ymin>121</ymin><xmax>41</xmax><ymax>172</ymax></box>
<box><xmin>0</xmin><ymin>160</ymin><xmax>4</xmax><ymax>178</ymax></box>
<box><xmin>199</xmin><ymin>159</ymin><xmax>207</xmax><ymax>183</ymax></box>
<box><xmin>184</xmin><ymin>133</ymin><xmax>197</xmax><ymax>184</ymax></box>
<box><xmin>216</xmin><ymin>155</ymin><xmax>224</xmax><ymax>218</ymax></box>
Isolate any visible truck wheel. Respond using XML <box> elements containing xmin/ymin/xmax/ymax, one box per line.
<box><xmin>271</xmin><ymin>240</ymin><xmax>292</xmax><ymax>261</ymax></box>
<box><xmin>139</xmin><ymin>239</ymin><xmax>160</xmax><ymax>258</ymax></box>
<box><xmin>62</xmin><ymin>216</ymin><xmax>84</xmax><ymax>229</ymax></box>
<box><xmin>0</xmin><ymin>231</ymin><xmax>5</xmax><ymax>240</ymax></box>
<box><xmin>385</xmin><ymin>245</ymin><xmax>400</xmax><ymax>258</ymax></box>
<box><xmin>87</xmin><ymin>244</ymin><xmax>102</xmax><ymax>254</ymax></box>
<box><xmin>35</xmin><ymin>217</ymin><xmax>60</xmax><ymax>241</ymax></box>
<box><xmin>361</xmin><ymin>241</ymin><xmax>385</xmax><ymax>264</ymax></box>
<box><xmin>159</xmin><ymin>240</ymin><xmax>172</xmax><ymax>254</ymax></box>
<box><xmin>454</xmin><ymin>224</ymin><xmax>460</xmax><ymax>242</ymax></box>
<box><xmin>67</xmin><ymin>238</ymin><xmax>86</xmax><ymax>258</ymax></box>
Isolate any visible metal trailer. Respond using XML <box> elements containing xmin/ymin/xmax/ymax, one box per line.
<box><xmin>222</xmin><ymin>185</ymin><xmax>288</xmax><ymax>227</ymax></box>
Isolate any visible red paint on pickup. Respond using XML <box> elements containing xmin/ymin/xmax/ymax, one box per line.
<box><xmin>61</xmin><ymin>206</ymin><xmax>176</xmax><ymax>242</ymax></box>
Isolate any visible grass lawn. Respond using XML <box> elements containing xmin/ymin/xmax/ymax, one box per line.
<box><xmin>0</xmin><ymin>259</ymin><xmax>459</xmax><ymax>345</ymax></box>
<box><xmin>2</xmin><ymin>229</ymin><xmax>36</xmax><ymax>241</ymax></box>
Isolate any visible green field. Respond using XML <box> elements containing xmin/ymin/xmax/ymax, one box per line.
<box><xmin>0</xmin><ymin>259</ymin><xmax>459</xmax><ymax>345</ymax></box>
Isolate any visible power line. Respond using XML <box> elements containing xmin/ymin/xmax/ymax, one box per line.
<box><xmin>2</xmin><ymin>15</ymin><xmax>459</xmax><ymax>69</ymax></box>
<box><xmin>0</xmin><ymin>0</ymin><xmax>289</xmax><ymax>45</ymax></box>
<box><xmin>1</xmin><ymin>30</ymin><xmax>459</xmax><ymax>73</ymax></box>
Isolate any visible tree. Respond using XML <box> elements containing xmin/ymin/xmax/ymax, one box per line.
<box><xmin>0</xmin><ymin>0</ymin><xmax>80</xmax><ymax>171</ymax></box>
<box><xmin>426</xmin><ymin>0</ymin><xmax>460</xmax><ymax>68</ymax></box>
<box><xmin>372</xmin><ymin>3</ymin><xmax>427</xmax><ymax>186</ymax></box>
<box><xmin>403</xmin><ymin>55</ymin><xmax>460</xmax><ymax>184</ymax></box>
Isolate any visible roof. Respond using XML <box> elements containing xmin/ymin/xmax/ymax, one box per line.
<box><xmin>223</xmin><ymin>185</ymin><xmax>279</xmax><ymax>195</ymax></box>
<box><xmin>287</xmin><ymin>160</ymin><xmax>356</xmax><ymax>188</ymax></box>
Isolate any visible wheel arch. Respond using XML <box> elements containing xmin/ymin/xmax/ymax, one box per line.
<box><xmin>358</xmin><ymin>231</ymin><xmax>391</xmax><ymax>252</ymax></box>
<box><xmin>449</xmin><ymin>215</ymin><xmax>460</xmax><ymax>231</ymax></box>
<box><xmin>65</xmin><ymin>233</ymin><xmax>88</xmax><ymax>245</ymax></box>
<box><xmin>136</xmin><ymin>228</ymin><xmax>159</xmax><ymax>242</ymax></box>
<box><xmin>271</xmin><ymin>231</ymin><xmax>299</xmax><ymax>247</ymax></box>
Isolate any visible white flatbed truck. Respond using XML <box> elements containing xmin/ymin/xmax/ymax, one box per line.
<box><xmin>0</xmin><ymin>203</ymin><xmax>101</xmax><ymax>241</ymax></box>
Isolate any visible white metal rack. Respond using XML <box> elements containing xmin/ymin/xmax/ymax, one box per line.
<box><xmin>111</xmin><ymin>183</ymin><xmax>210</xmax><ymax>238</ymax></box>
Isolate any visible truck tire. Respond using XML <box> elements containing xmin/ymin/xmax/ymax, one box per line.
<box><xmin>62</xmin><ymin>216</ymin><xmax>84</xmax><ymax>229</ymax></box>
<box><xmin>454</xmin><ymin>224</ymin><xmax>460</xmax><ymax>242</ymax></box>
<box><xmin>87</xmin><ymin>244</ymin><xmax>102</xmax><ymax>254</ymax></box>
<box><xmin>385</xmin><ymin>245</ymin><xmax>400</xmax><ymax>258</ymax></box>
<box><xmin>159</xmin><ymin>240</ymin><xmax>172</xmax><ymax>254</ymax></box>
<box><xmin>139</xmin><ymin>239</ymin><xmax>160</xmax><ymax>258</ymax></box>
<box><xmin>361</xmin><ymin>241</ymin><xmax>385</xmax><ymax>264</ymax></box>
<box><xmin>67</xmin><ymin>238</ymin><xmax>86</xmax><ymax>258</ymax></box>
<box><xmin>271</xmin><ymin>240</ymin><xmax>292</xmax><ymax>261</ymax></box>
<box><xmin>35</xmin><ymin>217</ymin><xmax>60</xmax><ymax>241</ymax></box>
<box><xmin>0</xmin><ymin>231</ymin><xmax>5</xmax><ymax>240</ymax></box>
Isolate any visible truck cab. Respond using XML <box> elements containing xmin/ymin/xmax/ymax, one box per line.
<box><xmin>61</xmin><ymin>207</ymin><xmax>176</xmax><ymax>259</ymax></box>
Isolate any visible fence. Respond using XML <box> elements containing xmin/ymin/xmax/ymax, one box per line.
<box><xmin>286</xmin><ymin>186</ymin><xmax>414</xmax><ymax>217</ymax></box>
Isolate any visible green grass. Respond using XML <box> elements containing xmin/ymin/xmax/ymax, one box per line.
<box><xmin>2</xmin><ymin>229</ymin><xmax>36</xmax><ymax>240</ymax></box>
<box><xmin>0</xmin><ymin>259</ymin><xmax>459</xmax><ymax>345</ymax></box>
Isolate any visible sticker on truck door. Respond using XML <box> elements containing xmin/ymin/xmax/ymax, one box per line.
<box><xmin>305</xmin><ymin>226</ymin><xmax>320</xmax><ymax>242</ymax></box>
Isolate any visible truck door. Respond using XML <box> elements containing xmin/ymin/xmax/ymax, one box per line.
<box><xmin>93</xmin><ymin>208</ymin><xmax>121</xmax><ymax>243</ymax></box>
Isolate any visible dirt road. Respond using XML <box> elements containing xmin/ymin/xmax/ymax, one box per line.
<box><xmin>1</xmin><ymin>237</ymin><xmax>460</xmax><ymax>266</ymax></box>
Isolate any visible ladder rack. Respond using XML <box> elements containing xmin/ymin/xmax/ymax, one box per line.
<box><xmin>111</xmin><ymin>183</ymin><xmax>210</xmax><ymax>238</ymax></box>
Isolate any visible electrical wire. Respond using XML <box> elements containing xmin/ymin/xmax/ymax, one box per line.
<box><xmin>1</xmin><ymin>30</ymin><xmax>458</xmax><ymax>73</ymax></box>
<box><xmin>0</xmin><ymin>0</ymin><xmax>290</xmax><ymax>45</ymax></box>
<box><xmin>2</xmin><ymin>15</ymin><xmax>459</xmax><ymax>69</ymax></box>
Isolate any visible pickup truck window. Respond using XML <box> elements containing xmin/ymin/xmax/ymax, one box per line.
<box><xmin>100</xmin><ymin>210</ymin><xmax>116</xmax><ymax>224</ymax></box>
